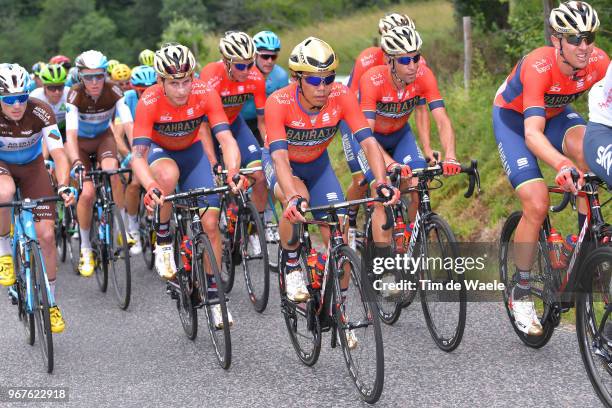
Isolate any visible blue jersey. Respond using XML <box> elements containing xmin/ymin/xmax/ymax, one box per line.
<box><xmin>123</xmin><ymin>89</ymin><xmax>139</xmax><ymax>119</ymax></box>
<box><xmin>241</xmin><ymin>64</ymin><xmax>288</xmax><ymax>121</ymax></box>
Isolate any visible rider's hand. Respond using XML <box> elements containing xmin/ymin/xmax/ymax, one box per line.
<box><xmin>283</xmin><ymin>195</ymin><xmax>307</xmax><ymax>223</ymax></box>
<box><xmin>375</xmin><ymin>182</ymin><xmax>400</xmax><ymax>206</ymax></box>
<box><xmin>212</xmin><ymin>162</ymin><xmax>223</xmax><ymax>175</ymax></box>
<box><xmin>442</xmin><ymin>157</ymin><xmax>461</xmax><ymax>176</ymax></box>
<box><xmin>425</xmin><ymin>150</ymin><xmax>440</xmax><ymax>165</ymax></box>
<box><xmin>70</xmin><ymin>160</ymin><xmax>85</xmax><ymax>179</ymax></box>
<box><xmin>555</xmin><ymin>160</ymin><xmax>584</xmax><ymax>194</ymax></box>
<box><xmin>144</xmin><ymin>182</ymin><xmax>164</xmax><ymax>212</ymax></box>
<box><xmin>227</xmin><ymin>168</ymin><xmax>246</xmax><ymax>193</ymax></box>
<box><xmin>57</xmin><ymin>185</ymin><xmax>76</xmax><ymax>207</ymax></box>
<box><xmin>387</xmin><ymin>162</ymin><xmax>412</xmax><ymax>179</ymax></box>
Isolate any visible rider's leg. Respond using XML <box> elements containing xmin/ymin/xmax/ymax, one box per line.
<box><xmin>0</xmin><ymin>165</ymin><xmax>16</xmax><ymax>286</ymax></box>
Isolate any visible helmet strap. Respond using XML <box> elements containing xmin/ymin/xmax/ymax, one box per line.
<box><xmin>297</xmin><ymin>75</ymin><xmax>323</xmax><ymax>111</ymax></box>
<box><xmin>389</xmin><ymin>59</ymin><xmax>407</xmax><ymax>88</ymax></box>
<box><xmin>555</xmin><ymin>35</ymin><xmax>581</xmax><ymax>78</ymax></box>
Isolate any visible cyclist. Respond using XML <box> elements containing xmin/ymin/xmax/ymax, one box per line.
<box><xmin>0</xmin><ymin>63</ymin><xmax>76</xmax><ymax>333</ymax></box>
<box><xmin>342</xmin><ymin>13</ymin><xmax>432</xmax><ymax>241</ymax></box>
<box><xmin>65</xmin><ymin>50</ymin><xmax>134</xmax><ymax>278</ymax></box>
<box><xmin>241</xmin><ymin>30</ymin><xmax>289</xmax><ymax>145</ymax></box>
<box><xmin>31</xmin><ymin>62</ymin><xmax>45</xmax><ymax>89</ymax></box>
<box><xmin>199</xmin><ymin>31</ymin><xmax>268</xmax><ymax>218</ymax></box>
<box><xmin>65</xmin><ymin>67</ymin><xmax>80</xmax><ymax>88</ymax></box>
<box><xmin>138</xmin><ymin>49</ymin><xmax>155</xmax><ymax>67</ymax></box>
<box><xmin>493</xmin><ymin>1</ymin><xmax>609</xmax><ymax>335</ymax></box>
<box><xmin>107</xmin><ymin>59</ymin><xmax>120</xmax><ymax>75</ymax></box>
<box><xmin>111</xmin><ymin>64</ymin><xmax>132</xmax><ymax>92</ymax></box>
<box><xmin>584</xmin><ymin>63</ymin><xmax>612</xmax><ymax>184</ymax></box>
<box><xmin>114</xmin><ymin>65</ymin><xmax>158</xmax><ymax>255</ymax></box>
<box><xmin>264</xmin><ymin>37</ymin><xmax>399</xmax><ymax>306</ymax></box>
<box><xmin>131</xmin><ymin>43</ymin><xmax>244</xmax><ymax>328</ymax></box>
<box><xmin>49</xmin><ymin>55</ymin><xmax>72</xmax><ymax>70</ymax></box>
<box><xmin>30</xmin><ymin>64</ymin><xmax>70</xmax><ymax>140</ymax></box>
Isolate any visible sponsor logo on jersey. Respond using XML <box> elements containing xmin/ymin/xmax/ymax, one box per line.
<box><xmin>32</xmin><ymin>106</ymin><xmax>52</xmax><ymax>124</ymax></box>
<box><xmin>375</xmin><ymin>97</ymin><xmax>419</xmax><ymax>118</ymax></box>
<box><xmin>285</xmin><ymin>125</ymin><xmax>338</xmax><ymax>146</ymax></box>
<box><xmin>221</xmin><ymin>93</ymin><xmax>251</xmax><ymax>106</ymax></box>
<box><xmin>21</xmin><ymin>129</ymin><xmax>33</xmax><ymax>136</ymax></box>
<box><xmin>238</xmin><ymin>85</ymin><xmax>244</xmax><ymax>93</ymax></box>
<box><xmin>290</xmin><ymin>119</ymin><xmax>306</xmax><ymax>128</ymax></box>
<box><xmin>187</xmin><ymin>108</ymin><xmax>194</xmax><ymax>117</ymax></box>
<box><xmin>48</xmin><ymin>128</ymin><xmax>62</xmax><ymax>141</ymax></box>
<box><xmin>322</xmin><ymin>113</ymin><xmax>330</xmax><ymax>123</ymax></box>
<box><xmin>549</xmin><ymin>83</ymin><xmax>561</xmax><ymax>92</ymax></box>
<box><xmin>544</xmin><ymin>91</ymin><xmax>585</xmax><ymax>108</ymax></box>
<box><xmin>153</xmin><ymin>115</ymin><xmax>205</xmax><ymax>137</ymax></box>
<box><xmin>533</xmin><ymin>58</ymin><xmax>552</xmax><ymax>74</ymax></box>
<box><xmin>160</xmin><ymin>113</ymin><xmax>172</xmax><ymax>121</ymax></box>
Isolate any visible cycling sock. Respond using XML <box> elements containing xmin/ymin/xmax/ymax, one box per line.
<box><xmin>49</xmin><ymin>279</ymin><xmax>56</xmax><ymax>298</ymax></box>
<box><xmin>156</xmin><ymin>221</ymin><xmax>172</xmax><ymax>245</ymax></box>
<box><xmin>285</xmin><ymin>248</ymin><xmax>300</xmax><ymax>269</ymax></box>
<box><xmin>0</xmin><ymin>233</ymin><xmax>11</xmax><ymax>257</ymax></box>
<box><xmin>513</xmin><ymin>267</ymin><xmax>531</xmax><ymax>299</ymax></box>
<box><xmin>128</xmin><ymin>214</ymin><xmax>138</xmax><ymax>233</ymax></box>
<box><xmin>348</xmin><ymin>208</ymin><xmax>358</xmax><ymax>228</ymax></box>
<box><xmin>80</xmin><ymin>228</ymin><xmax>91</xmax><ymax>249</ymax></box>
<box><xmin>207</xmin><ymin>274</ymin><xmax>218</xmax><ymax>299</ymax></box>
<box><xmin>264</xmin><ymin>206</ymin><xmax>273</xmax><ymax>224</ymax></box>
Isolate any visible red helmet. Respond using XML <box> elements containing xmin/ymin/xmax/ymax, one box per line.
<box><xmin>49</xmin><ymin>55</ymin><xmax>71</xmax><ymax>69</ymax></box>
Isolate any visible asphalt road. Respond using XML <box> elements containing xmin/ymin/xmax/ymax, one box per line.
<box><xmin>0</xmin><ymin>253</ymin><xmax>604</xmax><ymax>407</ymax></box>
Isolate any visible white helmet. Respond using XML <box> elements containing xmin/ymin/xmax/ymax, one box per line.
<box><xmin>378</xmin><ymin>13</ymin><xmax>415</xmax><ymax>34</ymax></box>
<box><xmin>219</xmin><ymin>31</ymin><xmax>256</xmax><ymax>61</ymax></box>
<box><xmin>0</xmin><ymin>63</ymin><xmax>31</xmax><ymax>94</ymax></box>
<box><xmin>549</xmin><ymin>1</ymin><xmax>600</xmax><ymax>34</ymax></box>
<box><xmin>381</xmin><ymin>26</ymin><xmax>422</xmax><ymax>56</ymax></box>
<box><xmin>154</xmin><ymin>42</ymin><xmax>196</xmax><ymax>79</ymax></box>
<box><xmin>75</xmin><ymin>50</ymin><xmax>109</xmax><ymax>71</ymax></box>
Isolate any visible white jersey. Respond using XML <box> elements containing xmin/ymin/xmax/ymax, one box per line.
<box><xmin>30</xmin><ymin>86</ymin><xmax>70</xmax><ymax>129</ymax></box>
<box><xmin>588</xmin><ymin>63</ymin><xmax>612</xmax><ymax>127</ymax></box>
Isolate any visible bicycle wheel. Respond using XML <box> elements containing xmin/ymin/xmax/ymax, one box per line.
<box><xmin>334</xmin><ymin>245</ymin><xmax>384</xmax><ymax>404</ymax></box>
<box><xmin>195</xmin><ymin>233</ymin><xmax>231</xmax><ymax>369</ymax></box>
<box><xmin>219</xmin><ymin>197</ymin><xmax>236</xmax><ymax>293</ymax></box>
<box><xmin>55</xmin><ymin>203</ymin><xmax>67</xmax><ymax>263</ymax></box>
<box><xmin>499</xmin><ymin>211</ymin><xmax>555</xmax><ymax>348</ymax></box>
<box><xmin>15</xmin><ymin>249</ymin><xmax>34</xmax><ymax>346</ymax></box>
<box><xmin>139</xmin><ymin>198</ymin><xmax>155</xmax><ymax>270</ymax></box>
<box><xmin>30</xmin><ymin>242</ymin><xmax>54</xmax><ymax>373</ymax></box>
<box><xmin>279</xmin><ymin>248</ymin><xmax>322</xmax><ymax>366</ymax></box>
<box><xmin>576</xmin><ymin>246</ymin><xmax>612</xmax><ymax>408</ymax></box>
<box><xmin>91</xmin><ymin>211</ymin><xmax>108</xmax><ymax>292</ymax></box>
<box><xmin>68</xmin><ymin>214</ymin><xmax>81</xmax><ymax>275</ymax></box>
<box><xmin>177</xmin><ymin>267</ymin><xmax>198</xmax><ymax>340</ymax></box>
<box><xmin>419</xmin><ymin>215</ymin><xmax>466</xmax><ymax>352</ymax></box>
<box><xmin>240</xmin><ymin>201</ymin><xmax>269</xmax><ymax>312</ymax></box>
<box><xmin>267</xmin><ymin>222</ymin><xmax>280</xmax><ymax>274</ymax></box>
<box><xmin>109</xmin><ymin>207</ymin><xmax>131</xmax><ymax>310</ymax></box>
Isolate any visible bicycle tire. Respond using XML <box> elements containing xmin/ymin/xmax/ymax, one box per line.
<box><xmin>279</xmin><ymin>248</ymin><xmax>322</xmax><ymax>366</ymax></box>
<box><xmin>15</xmin><ymin>248</ymin><xmax>34</xmax><ymax>346</ymax></box>
<box><xmin>30</xmin><ymin>242</ymin><xmax>54</xmax><ymax>373</ymax></box>
<box><xmin>499</xmin><ymin>211</ymin><xmax>555</xmax><ymax>348</ymax></box>
<box><xmin>177</xmin><ymin>267</ymin><xmax>198</xmax><ymax>340</ymax></box>
<box><xmin>68</xmin><ymin>216</ymin><xmax>81</xmax><ymax>275</ymax></box>
<box><xmin>419</xmin><ymin>215</ymin><xmax>466</xmax><ymax>352</ymax></box>
<box><xmin>109</xmin><ymin>206</ymin><xmax>131</xmax><ymax>310</ymax></box>
<box><xmin>92</xmin><ymin>211</ymin><xmax>108</xmax><ymax>292</ymax></box>
<box><xmin>334</xmin><ymin>245</ymin><xmax>384</xmax><ymax>404</ymax></box>
<box><xmin>576</xmin><ymin>246</ymin><xmax>612</xmax><ymax>408</ymax></box>
<box><xmin>55</xmin><ymin>203</ymin><xmax>67</xmax><ymax>263</ymax></box>
<box><xmin>240</xmin><ymin>201</ymin><xmax>269</xmax><ymax>313</ymax></box>
<box><xmin>195</xmin><ymin>233</ymin><xmax>232</xmax><ymax>369</ymax></box>
<box><xmin>219</xmin><ymin>197</ymin><xmax>236</xmax><ymax>293</ymax></box>
<box><xmin>139</xmin><ymin>198</ymin><xmax>155</xmax><ymax>270</ymax></box>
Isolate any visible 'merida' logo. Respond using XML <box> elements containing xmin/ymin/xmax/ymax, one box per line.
<box><xmin>544</xmin><ymin>91</ymin><xmax>585</xmax><ymax>108</ymax></box>
<box><xmin>221</xmin><ymin>93</ymin><xmax>251</xmax><ymax>106</ymax></box>
<box><xmin>375</xmin><ymin>97</ymin><xmax>419</xmax><ymax>118</ymax></box>
<box><xmin>285</xmin><ymin>125</ymin><xmax>338</xmax><ymax>146</ymax></box>
<box><xmin>153</xmin><ymin>116</ymin><xmax>205</xmax><ymax>137</ymax></box>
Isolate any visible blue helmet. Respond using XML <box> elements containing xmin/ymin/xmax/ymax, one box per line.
<box><xmin>253</xmin><ymin>31</ymin><xmax>281</xmax><ymax>52</ymax></box>
<box><xmin>130</xmin><ymin>65</ymin><xmax>157</xmax><ymax>87</ymax></box>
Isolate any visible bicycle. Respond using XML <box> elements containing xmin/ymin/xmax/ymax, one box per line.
<box><xmin>358</xmin><ymin>160</ymin><xmax>479</xmax><ymax>352</ymax></box>
<box><xmin>499</xmin><ymin>172</ymin><xmax>612</xmax><ymax>407</ymax></box>
<box><xmin>217</xmin><ymin>166</ymin><xmax>270</xmax><ymax>313</ymax></box>
<box><xmin>279</xmin><ymin>196</ymin><xmax>387</xmax><ymax>404</ymax></box>
<box><xmin>5</xmin><ymin>195</ymin><xmax>64</xmax><ymax>373</ymax></box>
<box><xmin>156</xmin><ymin>184</ymin><xmax>232</xmax><ymax>369</ymax></box>
<box><xmin>73</xmin><ymin>159</ymin><xmax>132</xmax><ymax>310</ymax></box>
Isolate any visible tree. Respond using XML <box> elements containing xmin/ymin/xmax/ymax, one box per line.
<box><xmin>38</xmin><ymin>0</ymin><xmax>95</xmax><ymax>54</ymax></box>
<box><xmin>160</xmin><ymin>0</ymin><xmax>208</xmax><ymax>27</ymax></box>
<box><xmin>453</xmin><ymin>0</ymin><xmax>509</xmax><ymax>31</ymax></box>
<box><xmin>160</xmin><ymin>18</ymin><xmax>209</xmax><ymax>62</ymax></box>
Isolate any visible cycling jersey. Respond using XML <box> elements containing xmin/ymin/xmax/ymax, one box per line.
<box><xmin>199</xmin><ymin>61</ymin><xmax>266</xmax><ymax>124</ymax></box>
<box><xmin>584</xmin><ymin>63</ymin><xmax>612</xmax><ymax>184</ymax></box>
<box><xmin>65</xmin><ymin>82</ymin><xmax>133</xmax><ymax>138</ymax></box>
<box><xmin>494</xmin><ymin>46</ymin><xmax>609</xmax><ymax>119</ymax></box>
<box><xmin>132</xmin><ymin>80</ymin><xmax>230</xmax><ymax>151</ymax></box>
<box><xmin>29</xmin><ymin>87</ymin><xmax>69</xmax><ymax>131</ymax></box>
<box><xmin>123</xmin><ymin>89</ymin><xmax>139</xmax><ymax>119</ymax></box>
<box><xmin>241</xmin><ymin>65</ymin><xmax>289</xmax><ymax>120</ymax></box>
<box><xmin>588</xmin><ymin>63</ymin><xmax>612</xmax><ymax>127</ymax></box>
<box><xmin>265</xmin><ymin>82</ymin><xmax>372</xmax><ymax>163</ymax></box>
<box><xmin>359</xmin><ymin>64</ymin><xmax>443</xmax><ymax>134</ymax></box>
<box><xmin>0</xmin><ymin>98</ymin><xmax>63</xmax><ymax>165</ymax></box>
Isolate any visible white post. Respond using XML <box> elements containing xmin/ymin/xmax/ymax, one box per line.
<box><xmin>463</xmin><ymin>16</ymin><xmax>472</xmax><ymax>90</ymax></box>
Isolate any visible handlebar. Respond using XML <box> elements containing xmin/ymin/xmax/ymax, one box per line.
<box><xmin>0</xmin><ymin>195</ymin><xmax>62</xmax><ymax>209</ymax></box>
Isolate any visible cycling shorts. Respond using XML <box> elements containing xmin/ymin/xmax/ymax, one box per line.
<box><xmin>493</xmin><ymin>106</ymin><xmax>586</xmax><ymax>189</ymax></box>
<box><xmin>262</xmin><ymin>148</ymin><xmax>345</xmax><ymax>220</ymax></box>
<box><xmin>214</xmin><ymin>115</ymin><xmax>262</xmax><ymax>168</ymax></box>
<box><xmin>148</xmin><ymin>140</ymin><xmax>219</xmax><ymax>210</ymax></box>
<box><xmin>77</xmin><ymin>128</ymin><xmax>118</xmax><ymax>171</ymax></box>
<box><xmin>584</xmin><ymin>121</ymin><xmax>612</xmax><ymax>186</ymax></box>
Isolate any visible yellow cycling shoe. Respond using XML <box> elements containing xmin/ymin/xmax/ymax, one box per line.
<box><xmin>0</xmin><ymin>254</ymin><xmax>15</xmax><ymax>286</ymax></box>
<box><xmin>49</xmin><ymin>306</ymin><xmax>65</xmax><ymax>333</ymax></box>
<box><xmin>79</xmin><ymin>248</ymin><xmax>95</xmax><ymax>277</ymax></box>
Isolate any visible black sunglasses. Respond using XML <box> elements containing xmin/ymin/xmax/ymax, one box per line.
<box><xmin>563</xmin><ymin>32</ymin><xmax>596</xmax><ymax>46</ymax></box>
<box><xmin>259</xmin><ymin>54</ymin><xmax>278</xmax><ymax>61</ymax></box>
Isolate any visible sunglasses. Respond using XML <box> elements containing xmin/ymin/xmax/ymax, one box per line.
<box><xmin>303</xmin><ymin>74</ymin><xmax>336</xmax><ymax>87</ymax></box>
<box><xmin>564</xmin><ymin>32</ymin><xmax>596</xmax><ymax>46</ymax></box>
<box><xmin>0</xmin><ymin>93</ymin><xmax>29</xmax><ymax>105</ymax></box>
<box><xmin>258</xmin><ymin>54</ymin><xmax>278</xmax><ymax>61</ymax></box>
<box><xmin>80</xmin><ymin>73</ymin><xmax>106</xmax><ymax>83</ymax></box>
<box><xmin>233</xmin><ymin>61</ymin><xmax>255</xmax><ymax>71</ymax></box>
<box><xmin>45</xmin><ymin>85</ymin><xmax>64</xmax><ymax>92</ymax></box>
<box><xmin>395</xmin><ymin>54</ymin><xmax>421</xmax><ymax>65</ymax></box>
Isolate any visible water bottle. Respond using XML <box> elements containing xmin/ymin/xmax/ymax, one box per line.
<box><xmin>180</xmin><ymin>236</ymin><xmax>192</xmax><ymax>272</ymax></box>
<box><xmin>547</xmin><ymin>228</ymin><xmax>567</xmax><ymax>269</ymax></box>
<box><xmin>307</xmin><ymin>248</ymin><xmax>321</xmax><ymax>289</ymax></box>
<box><xmin>403</xmin><ymin>222</ymin><xmax>414</xmax><ymax>252</ymax></box>
<box><xmin>562</xmin><ymin>234</ymin><xmax>577</xmax><ymax>261</ymax></box>
<box><xmin>394</xmin><ymin>217</ymin><xmax>406</xmax><ymax>253</ymax></box>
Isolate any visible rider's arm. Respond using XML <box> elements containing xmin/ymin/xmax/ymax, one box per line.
<box><xmin>254</xmin><ymin>77</ymin><xmax>267</xmax><ymax>142</ymax></box>
<box><xmin>415</xmin><ymin>102</ymin><xmax>434</xmax><ymax>160</ymax></box>
<box><xmin>112</xmin><ymin>121</ymin><xmax>131</xmax><ymax>157</ymax></box>
<box><xmin>64</xmin><ymin>103</ymin><xmax>81</xmax><ymax>165</ymax></box>
<box><xmin>215</xmin><ymin>129</ymin><xmax>241</xmax><ymax>172</ymax></box>
<box><xmin>204</xmin><ymin>89</ymin><xmax>239</xmax><ymax>176</ymax></box>
<box><xmin>130</xmin><ymin>100</ymin><xmax>156</xmax><ymax>190</ymax></box>
<box><xmin>115</xmin><ymin>96</ymin><xmax>134</xmax><ymax>145</ymax></box>
<box><xmin>524</xmin><ymin>116</ymin><xmax>569</xmax><ymax>170</ymax></box>
<box><xmin>430</xmin><ymin>107</ymin><xmax>456</xmax><ymax>160</ymax></box>
<box><xmin>256</xmin><ymin>114</ymin><xmax>267</xmax><ymax>143</ymax></box>
<box><xmin>198</xmin><ymin>123</ymin><xmax>219</xmax><ymax>167</ymax></box>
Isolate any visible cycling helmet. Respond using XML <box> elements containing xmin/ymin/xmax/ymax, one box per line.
<box><xmin>39</xmin><ymin>64</ymin><xmax>67</xmax><ymax>85</ymax></box>
<box><xmin>106</xmin><ymin>59</ymin><xmax>120</xmax><ymax>73</ymax></box>
<box><xmin>288</xmin><ymin>37</ymin><xmax>338</xmax><ymax>73</ymax></box>
<box><xmin>49</xmin><ymin>55</ymin><xmax>71</xmax><ymax>69</ymax></box>
<box><xmin>111</xmin><ymin>64</ymin><xmax>131</xmax><ymax>81</ymax></box>
<box><xmin>154</xmin><ymin>43</ymin><xmax>196</xmax><ymax>79</ymax></box>
<box><xmin>130</xmin><ymin>65</ymin><xmax>157</xmax><ymax>86</ymax></box>
<box><xmin>549</xmin><ymin>1</ymin><xmax>599</xmax><ymax>34</ymax></box>
<box><xmin>381</xmin><ymin>26</ymin><xmax>422</xmax><ymax>56</ymax></box>
<box><xmin>253</xmin><ymin>31</ymin><xmax>281</xmax><ymax>52</ymax></box>
<box><xmin>139</xmin><ymin>49</ymin><xmax>155</xmax><ymax>66</ymax></box>
<box><xmin>67</xmin><ymin>67</ymin><xmax>80</xmax><ymax>85</ymax></box>
<box><xmin>378</xmin><ymin>13</ymin><xmax>415</xmax><ymax>34</ymax></box>
<box><xmin>75</xmin><ymin>50</ymin><xmax>109</xmax><ymax>71</ymax></box>
<box><xmin>31</xmin><ymin>61</ymin><xmax>46</xmax><ymax>77</ymax></box>
<box><xmin>0</xmin><ymin>64</ymin><xmax>31</xmax><ymax>94</ymax></box>
<box><xmin>219</xmin><ymin>31</ymin><xmax>256</xmax><ymax>61</ymax></box>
